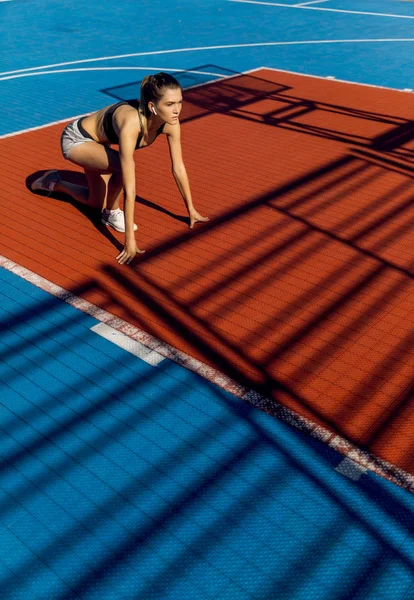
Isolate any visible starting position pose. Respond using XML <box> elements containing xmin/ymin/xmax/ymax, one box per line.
<box><xmin>31</xmin><ymin>72</ymin><xmax>208</xmax><ymax>264</ymax></box>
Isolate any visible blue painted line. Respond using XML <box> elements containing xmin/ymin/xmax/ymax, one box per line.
<box><xmin>0</xmin><ymin>268</ymin><xmax>413</xmax><ymax>599</ymax></box>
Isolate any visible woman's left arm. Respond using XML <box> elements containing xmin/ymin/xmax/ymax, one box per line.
<box><xmin>166</xmin><ymin>122</ymin><xmax>208</xmax><ymax>228</ymax></box>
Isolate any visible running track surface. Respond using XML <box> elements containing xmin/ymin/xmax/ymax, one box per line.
<box><xmin>1</xmin><ymin>1</ymin><xmax>414</xmax><ymax>599</ymax></box>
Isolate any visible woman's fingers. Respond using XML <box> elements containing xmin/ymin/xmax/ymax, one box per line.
<box><xmin>116</xmin><ymin>246</ymin><xmax>145</xmax><ymax>264</ymax></box>
<box><xmin>189</xmin><ymin>213</ymin><xmax>209</xmax><ymax>229</ymax></box>
<box><xmin>116</xmin><ymin>250</ymin><xmax>129</xmax><ymax>265</ymax></box>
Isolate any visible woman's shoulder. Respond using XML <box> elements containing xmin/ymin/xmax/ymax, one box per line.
<box><xmin>113</xmin><ymin>101</ymin><xmax>141</xmax><ymax>128</ymax></box>
<box><xmin>115</xmin><ymin>99</ymin><xmax>140</xmax><ymax>113</ymax></box>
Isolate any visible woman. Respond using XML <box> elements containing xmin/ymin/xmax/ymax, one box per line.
<box><xmin>31</xmin><ymin>72</ymin><xmax>208</xmax><ymax>265</ymax></box>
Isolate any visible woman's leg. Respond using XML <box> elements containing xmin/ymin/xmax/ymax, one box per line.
<box><xmin>55</xmin><ymin>170</ymin><xmax>123</xmax><ymax>210</ymax></box>
<box><xmin>69</xmin><ymin>143</ymin><xmax>136</xmax><ymax>230</ymax></box>
<box><xmin>68</xmin><ymin>144</ymin><xmax>125</xmax><ymax>213</ymax></box>
<box><xmin>100</xmin><ymin>171</ymin><xmax>137</xmax><ymax>231</ymax></box>
<box><xmin>105</xmin><ymin>171</ymin><xmax>123</xmax><ymax>210</ymax></box>
<box><xmin>69</xmin><ymin>141</ymin><xmax>122</xmax><ymax>173</ymax></box>
<box><xmin>33</xmin><ymin>142</ymin><xmax>122</xmax><ymax>203</ymax></box>
<box><xmin>54</xmin><ymin>175</ymin><xmax>96</xmax><ymax>206</ymax></box>
<box><xmin>57</xmin><ymin>142</ymin><xmax>122</xmax><ymax>207</ymax></box>
<box><xmin>32</xmin><ymin>141</ymin><xmax>135</xmax><ymax>230</ymax></box>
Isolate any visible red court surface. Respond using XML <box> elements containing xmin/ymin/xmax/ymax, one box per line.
<box><xmin>1</xmin><ymin>69</ymin><xmax>413</xmax><ymax>481</ymax></box>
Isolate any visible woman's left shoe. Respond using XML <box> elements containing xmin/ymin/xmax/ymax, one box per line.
<box><xmin>31</xmin><ymin>170</ymin><xmax>61</xmax><ymax>192</ymax></box>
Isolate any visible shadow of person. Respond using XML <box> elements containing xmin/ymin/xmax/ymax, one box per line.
<box><xmin>26</xmin><ymin>169</ymin><xmax>123</xmax><ymax>253</ymax></box>
<box><xmin>136</xmin><ymin>195</ymin><xmax>189</xmax><ymax>226</ymax></box>
<box><xmin>26</xmin><ymin>169</ymin><xmax>196</xmax><ymax>258</ymax></box>
<box><xmin>27</xmin><ymin>169</ymin><xmax>85</xmax><ymax>202</ymax></box>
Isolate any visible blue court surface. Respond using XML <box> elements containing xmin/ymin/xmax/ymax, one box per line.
<box><xmin>0</xmin><ymin>266</ymin><xmax>413</xmax><ymax>599</ymax></box>
<box><xmin>1</xmin><ymin>1</ymin><xmax>414</xmax><ymax>598</ymax></box>
<box><xmin>1</xmin><ymin>0</ymin><xmax>414</xmax><ymax>135</ymax></box>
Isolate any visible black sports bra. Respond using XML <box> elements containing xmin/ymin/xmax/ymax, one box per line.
<box><xmin>102</xmin><ymin>100</ymin><xmax>164</xmax><ymax>148</ymax></box>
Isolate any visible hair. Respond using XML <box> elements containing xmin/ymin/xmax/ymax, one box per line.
<box><xmin>139</xmin><ymin>72</ymin><xmax>182</xmax><ymax>136</ymax></box>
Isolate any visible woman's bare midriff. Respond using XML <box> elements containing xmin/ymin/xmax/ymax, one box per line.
<box><xmin>79</xmin><ymin>107</ymin><xmax>107</xmax><ymax>142</ymax></box>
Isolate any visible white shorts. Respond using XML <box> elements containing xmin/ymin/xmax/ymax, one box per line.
<box><xmin>60</xmin><ymin>118</ymin><xmax>95</xmax><ymax>159</ymax></box>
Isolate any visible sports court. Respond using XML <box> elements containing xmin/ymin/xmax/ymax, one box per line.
<box><xmin>0</xmin><ymin>1</ymin><xmax>413</xmax><ymax>598</ymax></box>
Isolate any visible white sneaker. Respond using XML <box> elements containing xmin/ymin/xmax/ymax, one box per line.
<box><xmin>31</xmin><ymin>170</ymin><xmax>61</xmax><ymax>192</ymax></box>
<box><xmin>101</xmin><ymin>208</ymin><xmax>137</xmax><ymax>233</ymax></box>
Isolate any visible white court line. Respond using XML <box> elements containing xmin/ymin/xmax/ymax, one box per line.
<box><xmin>1</xmin><ymin>39</ymin><xmax>414</xmax><ymax>79</ymax></box>
<box><xmin>0</xmin><ymin>64</ymin><xmax>256</xmax><ymax>139</ymax></box>
<box><xmin>1</xmin><ymin>253</ymin><xmax>413</xmax><ymax>492</ymax></box>
<box><xmin>227</xmin><ymin>0</ymin><xmax>414</xmax><ymax>18</ymax></box>
<box><xmin>295</xmin><ymin>0</ymin><xmax>329</xmax><ymax>6</ymax></box>
<box><xmin>259</xmin><ymin>64</ymin><xmax>414</xmax><ymax>92</ymax></box>
<box><xmin>0</xmin><ymin>66</ymin><xmax>225</xmax><ymax>83</ymax></box>
<box><xmin>336</xmin><ymin>458</ymin><xmax>368</xmax><ymax>481</ymax></box>
<box><xmin>0</xmin><ymin>113</ymin><xmax>90</xmax><ymax>140</ymax></box>
<box><xmin>0</xmin><ymin>256</ymin><xmax>247</xmax><ymax>398</ymax></box>
<box><xmin>1</xmin><ymin>60</ymin><xmax>412</xmax><ymax>141</ymax></box>
<box><xmin>90</xmin><ymin>323</ymin><xmax>165</xmax><ymax>366</ymax></box>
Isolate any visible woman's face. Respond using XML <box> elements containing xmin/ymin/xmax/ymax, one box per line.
<box><xmin>153</xmin><ymin>87</ymin><xmax>183</xmax><ymax>124</ymax></box>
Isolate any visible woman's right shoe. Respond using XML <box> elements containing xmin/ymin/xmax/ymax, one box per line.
<box><xmin>101</xmin><ymin>208</ymin><xmax>138</xmax><ymax>233</ymax></box>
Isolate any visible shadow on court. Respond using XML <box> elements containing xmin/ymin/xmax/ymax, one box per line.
<box><xmin>26</xmin><ymin>169</ymin><xmax>189</xmax><ymax>237</ymax></box>
<box><xmin>17</xmin><ymin>69</ymin><xmax>414</xmax><ymax>483</ymax></box>
<box><xmin>2</xmin><ymin>67</ymin><xmax>414</xmax><ymax>598</ymax></box>
<box><xmin>100</xmin><ymin>65</ymin><xmax>241</xmax><ymax>102</ymax></box>
<box><xmin>0</xmin><ymin>270</ymin><xmax>413</xmax><ymax>599</ymax></box>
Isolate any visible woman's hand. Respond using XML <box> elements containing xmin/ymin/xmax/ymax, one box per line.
<box><xmin>116</xmin><ymin>239</ymin><xmax>145</xmax><ymax>264</ymax></box>
<box><xmin>189</xmin><ymin>210</ymin><xmax>209</xmax><ymax>229</ymax></box>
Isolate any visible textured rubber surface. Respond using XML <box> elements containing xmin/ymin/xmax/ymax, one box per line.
<box><xmin>1</xmin><ymin>1</ymin><xmax>414</xmax><ymax>596</ymax></box>
<box><xmin>1</xmin><ymin>69</ymin><xmax>412</xmax><ymax>475</ymax></box>
<box><xmin>0</xmin><ymin>267</ymin><xmax>413</xmax><ymax>599</ymax></box>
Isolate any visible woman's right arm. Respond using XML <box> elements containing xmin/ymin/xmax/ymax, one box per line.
<box><xmin>116</xmin><ymin>123</ymin><xmax>144</xmax><ymax>264</ymax></box>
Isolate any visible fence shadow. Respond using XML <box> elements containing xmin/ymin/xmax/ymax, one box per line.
<box><xmin>3</xmin><ymin>66</ymin><xmax>414</xmax><ymax>598</ymax></box>
<box><xmin>22</xmin><ymin>69</ymin><xmax>414</xmax><ymax>476</ymax></box>
<box><xmin>0</xmin><ymin>271</ymin><xmax>413</xmax><ymax>599</ymax></box>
